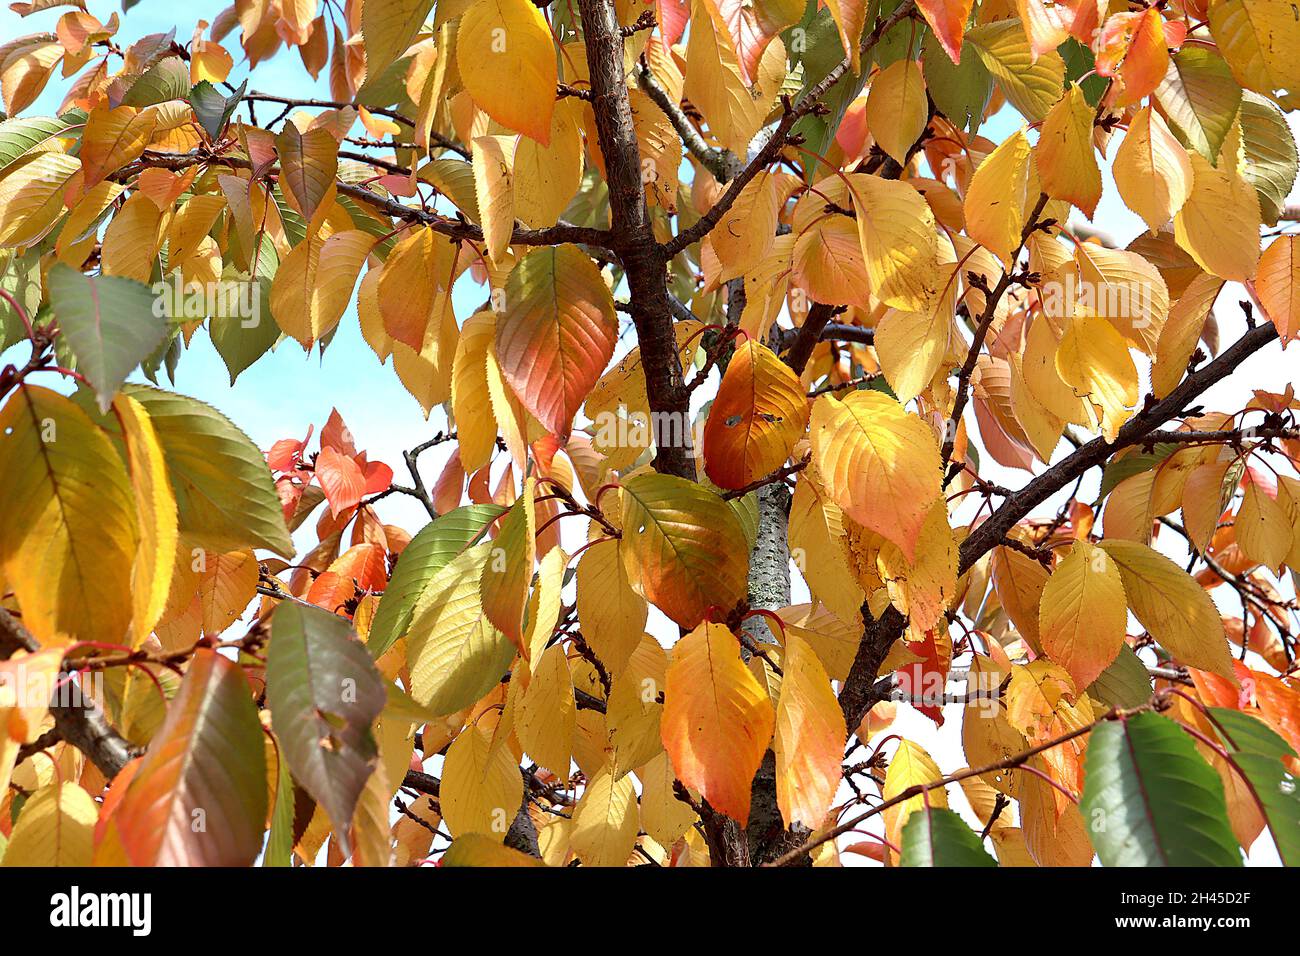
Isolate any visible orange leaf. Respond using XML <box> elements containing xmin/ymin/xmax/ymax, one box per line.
<box><xmin>703</xmin><ymin>339</ymin><xmax>809</xmax><ymax>490</ymax></box>
<box><xmin>662</xmin><ymin>623</ymin><xmax>774</xmax><ymax>821</ymax></box>
<box><xmin>774</xmin><ymin>633</ymin><xmax>846</xmax><ymax>829</ymax></box>
<box><xmin>495</xmin><ymin>245</ymin><xmax>618</xmax><ymax>440</ymax></box>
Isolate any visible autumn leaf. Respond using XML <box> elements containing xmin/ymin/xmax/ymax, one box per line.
<box><xmin>661</xmin><ymin>623</ymin><xmax>774</xmax><ymax>821</ymax></box>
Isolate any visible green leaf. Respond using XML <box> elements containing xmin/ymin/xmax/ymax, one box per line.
<box><xmin>114</xmin><ymin>649</ymin><xmax>268</xmax><ymax>865</ymax></box>
<box><xmin>1207</xmin><ymin>708</ymin><xmax>1300</xmax><ymax>866</ymax></box>
<box><xmin>1098</xmin><ymin>443</ymin><xmax>1178</xmax><ymax>500</ymax></box>
<box><xmin>124</xmin><ymin>385</ymin><xmax>295</xmax><ymax>557</ymax></box>
<box><xmin>406</xmin><ymin>542</ymin><xmax>517</xmax><ymax>716</ymax></box>
<box><xmin>367</xmin><ymin>503</ymin><xmax>506</xmax><ymax>660</ymax></box>
<box><xmin>1155</xmin><ymin>48</ymin><xmax>1242</xmax><ymax>164</ymax></box>
<box><xmin>189</xmin><ymin>79</ymin><xmax>246</xmax><ymax>142</ymax></box>
<box><xmin>922</xmin><ymin>37</ymin><xmax>992</xmax><ymax>134</ymax></box>
<box><xmin>900</xmin><ymin>806</ymin><xmax>998</xmax><ymax>866</ymax></box>
<box><xmin>361</xmin><ymin>0</ymin><xmax>436</xmax><ymax>83</ymax></box>
<box><xmin>47</xmin><ymin>264</ymin><xmax>167</xmax><ymax>413</ymax></box>
<box><xmin>209</xmin><ymin>276</ymin><xmax>278</xmax><ymax>384</ymax></box>
<box><xmin>787</xmin><ymin>6</ymin><xmax>870</xmax><ymax>182</ymax></box>
<box><xmin>1060</xmin><ymin>39</ymin><xmax>1107</xmax><ymax>108</ymax></box>
<box><xmin>262</xmin><ymin>744</ymin><xmax>296</xmax><ymax>867</ymax></box>
<box><xmin>1081</xmin><ymin>711</ymin><xmax>1242</xmax><ymax>866</ymax></box>
<box><xmin>0</xmin><ymin>110</ymin><xmax>85</xmax><ymax>177</ymax></box>
<box><xmin>1084</xmin><ymin>645</ymin><xmax>1152</xmax><ymax>710</ymax></box>
<box><xmin>1239</xmin><ymin>91</ymin><xmax>1298</xmax><ymax>226</ymax></box>
<box><xmin>0</xmin><ymin>248</ymin><xmax>42</xmax><ymax>351</ymax></box>
<box><xmin>121</xmin><ymin>56</ymin><xmax>191</xmax><ymax>108</ymax></box>
<box><xmin>965</xmin><ymin>18</ymin><xmax>1065</xmax><ymax>122</ymax></box>
<box><xmin>267</xmin><ymin>602</ymin><xmax>387</xmax><ymax>852</ymax></box>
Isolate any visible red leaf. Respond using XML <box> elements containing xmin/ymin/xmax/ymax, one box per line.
<box><xmin>315</xmin><ymin>445</ymin><xmax>365</xmax><ymax>516</ymax></box>
<box><xmin>320</xmin><ymin>408</ymin><xmax>357</xmax><ymax>456</ymax></box>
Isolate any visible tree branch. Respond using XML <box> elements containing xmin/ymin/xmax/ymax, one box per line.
<box><xmin>660</xmin><ymin>0</ymin><xmax>917</xmax><ymax>259</ymax></box>
<box><xmin>958</xmin><ymin>321</ymin><xmax>1282</xmax><ymax>575</ymax></box>
<box><xmin>0</xmin><ymin>609</ymin><xmax>137</xmax><ymax>779</ymax></box>
<box><xmin>635</xmin><ymin>61</ymin><xmax>740</xmax><ymax>183</ymax></box>
<box><xmin>579</xmin><ymin>0</ymin><xmax>695</xmax><ymax>479</ymax></box>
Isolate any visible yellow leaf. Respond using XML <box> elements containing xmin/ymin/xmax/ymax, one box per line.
<box><xmin>774</xmin><ymin>633</ymin><xmax>845</xmax><ymax>829</ymax></box>
<box><xmin>515</xmin><ymin>643</ymin><xmax>575</xmax><ymax>775</ymax></box>
<box><xmin>637</xmin><ymin>750</ymin><xmax>698</xmax><ymax>848</ymax></box>
<box><xmin>1099</xmin><ymin>538</ymin><xmax>1234</xmax><ymax>677</ymax></box>
<box><xmin>964</xmin><ymin>128</ymin><xmax>1032</xmax><ymax>264</ymax></box>
<box><xmin>1208</xmin><ymin>0</ymin><xmax>1300</xmax><ymax>98</ymax></box>
<box><xmin>1071</xmin><ymin>243</ymin><xmax>1170</xmax><ymax>354</ymax></box>
<box><xmin>865</xmin><ymin>58</ymin><xmax>928</xmax><ymax>165</ymax></box>
<box><xmin>991</xmin><ymin>543</ymin><xmax>1050</xmax><ymax>653</ymax></box>
<box><xmin>661</xmin><ymin>622</ymin><xmax>774</xmax><ymax>822</ymax></box>
<box><xmin>114</xmin><ymin>393</ymin><xmax>179</xmax><ymax>647</ymax></box>
<box><xmin>513</xmin><ymin>100</ymin><xmax>583</xmax><ymax>228</ymax></box>
<box><xmin>809</xmin><ymin>389</ymin><xmax>942</xmax><ymax>563</ymax></box>
<box><xmin>683</xmin><ymin>1</ymin><xmax>782</xmax><ymax>156</ymax></box>
<box><xmin>1254</xmin><ymin>235</ymin><xmax>1300</xmax><ymax>344</ymax></box>
<box><xmin>712</xmin><ymin>169</ymin><xmax>798</xmax><ymax>283</ymax></box>
<box><xmin>1152</xmin><ymin>272</ymin><xmax>1223</xmax><ymax>398</ymax></box>
<box><xmin>0</xmin><ymin>151</ymin><xmax>78</xmax><ymax>248</ymax></box>
<box><xmin>101</xmin><ymin>191</ymin><xmax>168</xmax><ymax>282</ymax></box>
<box><xmin>379</xmin><ymin>226</ymin><xmax>444</xmax><ymax>350</ymax></box>
<box><xmin>480</xmin><ymin>477</ymin><xmax>536</xmax><ymax>650</ymax></box>
<box><xmin>882</xmin><ymin>740</ymin><xmax>947</xmax><ymax>859</ymax></box>
<box><xmin>79</xmin><ymin>105</ymin><xmax>156</xmax><ymax>189</ymax></box>
<box><xmin>1038</xmin><ymin>540</ymin><xmax>1127</xmax><ymax>689</ymax></box>
<box><xmin>606</xmin><ymin>634</ymin><xmax>667</xmax><ymax>776</ymax></box>
<box><xmin>875</xmin><ymin>283</ymin><xmax>956</xmax><ymax>404</ymax></box>
<box><xmin>1035</xmin><ymin>85</ymin><xmax>1101</xmax><ymax>217</ymax></box>
<box><xmin>451</xmin><ymin>310</ymin><xmax>500</xmax><ymax>472</ymax></box>
<box><xmin>471</xmin><ymin>133</ymin><xmax>516</xmax><ymax>263</ymax></box>
<box><xmin>703</xmin><ymin>338</ymin><xmax>809</xmax><ymax>490</ymax></box>
<box><xmin>1174</xmin><ymin>126</ymin><xmax>1261</xmax><ymax>282</ymax></box>
<box><xmin>789</xmin><ymin>479</ymin><xmax>867</xmax><ymax>627</ymax></box>
<box><xmin>456</xmin><ymin>0</ymin><xmax>556</xmax><ymax>144</ymax></box>
<box><xmin>1055</xmin><ymin>312</ymin><xmax>1138</xmax><ymax>442</ymax></box>
<box><xmin>407</xmin><ymin>542</ymin><xmax>517</xmax><ymax>715</ymax></box>
<box><xmin>825</xmin><ymin>0</ymin><xmax>868</xmax><ymax>74</ymax></box>
<box><xmin>1004</xmin><ymin>660</ymin><xmax>1075</xmax><ymax>743</ymax></box>
<box><xmin>0</xmin><ymin>649</ymin><xmax>63</xmax><ymax>800</ymax></box>
<box><xmin>357</xmin><ymin>264</ymin><xmax>394</xmax><ymax>362</ymax></box>
<box><xmin>965</xmin><ymin>18</ymin><xmax>1065</xmax><ymax>122</ymax></box>
<box><xmin>847</xmin><ymin>173</ymin><xmax>941</xmax><ymax>310</ymax></box>
<box><xmin>393</xmin><ymin>308</ymin><xmax>459</xmax><ymax>415</ymax></box>
<box><xmin>1113</xmin><ymin>106</ymin><xmax>1194</xmax><ymax>235</ymax></box>
<box><xmin>570</xmin><ymin>768</ymin><xmax>639</xmax><ymax>867</ymax></box>
<box><xmin>876</xmin><ymin>499</ymin><xmax>958</xmax><ymax>632</ymax></box>
<box><xmin>361</xmin><ymin>0</ymin><xmax>437</xmax><ymax>82</ymax></box>
<box><xmin>1237</xmin><ymin>471</ymin><xmax>1291</xmax><ymax>573</ymax></box>
<box><xmin>443</xmin><ymin>831</ymin><xmax>545</xmax><ymax>865</ymax></box>
<box><xmin>195</xmin><ymin>549</ymin><xmax>259</xmax><ymax>636</ymax></box>
<box><xmin>575</xmin><ymin>533</ymin><xmax>646</xmax><ymax>676</ymax></box>
<box><xmin>270</xmin><ymin>228</ymin><xmax>373</xmax><ymax>348</ymax></box>
<box><xmin>440</xmin><ymin>722</ymin><xmax>524</xmax><ymax>842</ymax></box>
<box><xmin>1009</xmin><ymin>350</ymin><xmax>1064</xmax><ymax>462</ymax></box>
<box><xmin>0</xmin><ymin>385</ymin><xmax>136</xmax><ymax>646</ymax></box>
<box><xmin>0</xmin><ymin>781</ymin><xmax>96</xmax><ymax>867</ymax></box>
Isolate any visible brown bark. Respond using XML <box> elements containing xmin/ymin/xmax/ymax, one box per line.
<box><xmin>578</xmin><ymin>0</ymin><xmax>695</xmax><ymax>480</ymax></box>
